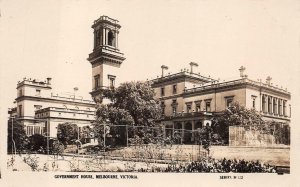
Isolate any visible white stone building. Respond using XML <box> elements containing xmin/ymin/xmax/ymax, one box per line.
<box><xmin>8</xmin><ymin>77</ymin><xmax>96</xmax><ymax>140</ymax></box>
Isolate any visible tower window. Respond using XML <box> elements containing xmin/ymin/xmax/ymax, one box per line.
<box><xmin>18</xmin><ymin>105</ymin><xmax>22</xmax><ymax>117</ymax></box>
<box><xmin>94</xmin><ymin>74</ymin><xmax>100</xmax><ymax>89</ymax></box>
<box><xmin>108</xmin><ymin>75</ymin><xmax>116</xmax><ymax>88</ymax></box>
<box><xmin>19</xmin><ymin>89</ymin><xmax>23</xmax><ymax>97</ymax></box>
<box><xmin>108</xmin><ymin>30</ymin><xmax>115</xmax><ymax>47</ymax></box>
<box><xmin>95</xmin><ymin>30</ymin><xmax>102</xmax><ymax>47</ymax></box>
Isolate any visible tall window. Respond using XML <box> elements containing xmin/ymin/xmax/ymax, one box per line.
<box><xmin>186</xmin><ymin>103</ymin><xmax>192</xmax><ymax>113</ymax></box>
<box><xmin>110</xmin><ymin>79</ymin><xmax>115</xmax><ymax>88</ymax></box>
<box><xmin>34</xmin><ymin>126</ymin><xmax>41</xmax><ymax>135</ymax></box>
<box><xmin>161</xmin><ymin>101</ymin><xmax>165</xmax><ymax>115</ymax></box>
<box><xmin>262</xmin><ymin>95</ymin><xmax>266</xmax><ymax>113</ymax></box>
<box><xmin>18</xmin><ymin>105</ymin><xmax>22</xmax><ymax>117</ymax></box>
<box><xmin>278</xmin><ymin>99</ymin><xmax>282</xmax><ymax>115</ymax></box>
<box><xmin>283</xmin><ymin>100</ymin><xmax>287</xmax><ymax>116</ymax></box>
<box><xmin>273</xmin><ymin>98</ymin><xmax>277</xmax><ymax>115</ymax></box>
<box><xmin>36</xmin><ymin>89</ymin><xmax>41</xmax><ymax>96</ymax></box>
<box><xmin>205</xmin><ymin>100</ymin><xmax>211</xmax><ymax>112</ymax></box>
<box><xmin>94</xmin><ymin>75</ymin><xmax>100</xmax><ymax>89</ymax></box>
<box><xmin>251</xmin><ymin>95</ymin><xmax>257</xmax><ymax>109</ymax></box>
<box><xmin>225</xmin><ymin>96</ymin><xmax>234</xmax><ymax>108</ymax></box>
<box><xmin>172</xmin><ymin>106</ymin><xmax>177</xmax><ymax>114</ymax></box>
<box><xmin>161</xmin><ymin>87</ymin><xmax>165</xmax><ymax>96</ymax></box>
<box><xmin>173</xmin><ymin>84</ymin><xmax>177</xmax><ymax>94</ymax></box>
<box><xmin>34</xmin><ymin>105</ymin><xmax>42</xmax><ymax>111</ymax></box>
<box><xmin>195</xmin><ymin>101</ymin><xmax>201</xmax><ymax>112</ymax></box>
<box><xmin>171</xmin><ymin>99</ymin><xmax>177</xmax><ymax>115</ymax></box>
<box><xmin>268</xmin><ymin>97</ymin><xmax>272</xmax><ymax>114</ymax></box>
<box><xmin>27</xmin><ymin>126</ymin><xmax>33</xmax><ymax>136</ymax></box>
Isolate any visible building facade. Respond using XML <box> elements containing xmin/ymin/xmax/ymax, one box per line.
<box><xmin>151</xmin><ymin>65</ymin><xmax>291</xmax><ymax>144</ymax></box>
<box><xmin>8</xmin><ymin>77</ymin><xmax>96</xmax><ymax>139</ymax></box>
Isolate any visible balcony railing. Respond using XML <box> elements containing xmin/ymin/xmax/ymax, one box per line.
<box><xmin>94</xmin><ymin>15</ymin><xmax>119</xmax><ymax>24</ymax></box>
<box><xmin>162</xmin><ymin>111</ymin><xmax>213</xmax><ymax>120</ymax></box>
<box><xmin>151</xmin><ymin>71</ymin><xmax>215</xmax><ymax>84</ymax></box>
<box><xmin>184</xmin><ymin>78</ymin><xmax>290</xmax><ymax>95</ymax></box>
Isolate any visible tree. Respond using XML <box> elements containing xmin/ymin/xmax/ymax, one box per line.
<box><xmin>7</xmin><ymin>119</ymin><xmax>29</xmax><ymax>153</ymax></box>
<box><xmin>57</xmin><ymin>123</ymin><xmax>78</xmax><ymax>147</ymax></box>
<box><xmin>213</xmin><ymin>102</ymin><xmax>265</xmax><ymax>144</ymax></box>
<box><xmin>268</xmin><ymin>120</ymin><xmax>290</xmax><ymax>145</ymax></box>
<box><xmin>28</xmin><ymin>134</ymin><xmax>47</xmax><ymax>153</ymax></box>
<box><xmin>93</xmin><ymin>81</ymin><xmax>162</xmax><ymax>146</ymax></box>
<box><xmin>51</xmin><ymin>140</ymin><xmax>65</xmax><ymax>158</ymax></box>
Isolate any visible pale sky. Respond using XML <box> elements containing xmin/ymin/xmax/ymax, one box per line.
<box><xmin>1</xmin><ymin>0</ymin><xmax>300</xmax><ymax>116</ymax></box>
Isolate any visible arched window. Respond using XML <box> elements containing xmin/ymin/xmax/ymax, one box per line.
<box><xmin>108</xmin><ymin>30</ymin><xmax>115</xmax><ymax>46</ymax></box>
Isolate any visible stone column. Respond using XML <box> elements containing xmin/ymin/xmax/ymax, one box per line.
<box><xmin>172</xmin><ymin>123</ymin><xmax>175</xmax><ymax>137</ymax></box>
<box><xmin>191</xmin><ymin>120</ymin><xmax>195</xmax><ymax>142</ymax></box>
<box><xmin>104</xmin><ymin>28</ymin><xmax>107</xmax><ymax>45</ymax></box>
<box><xmin>94</xmin><ymin>30</ymin><xmax>96</xmax><ymax>48</ymax></box>
<box><xmin>261</xmin><ymin>94</ymin><xmax>264</xmax><ymax>112</ymax></box>
<box><xmin>116</xmin><ymin>31</ymin><xmax>118</xmax><ymax>48</ymax></box>
<box><xmin>270</xmin><ymin>96</ymin><xmax>273</xmax><ymax>114</ymax></box>
<box><xmin>264</xmin><ymin>95</ymin><xmax>268</xmax><ymax>113</ymax></box>
<box><xmin>181</xmin><ymin>122</ymin><xmax>184</xmax><ymax>144</ymax></box>
<box><xmin>266</xmin><ymin>95</ymin><xmax>270</xmax><ymax>113</ymax></box>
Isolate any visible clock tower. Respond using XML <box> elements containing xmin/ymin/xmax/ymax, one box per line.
<box><xmin>87</xmin><ymin>15</ymin><xmax>125</xmax><ymax>102</ymax></box>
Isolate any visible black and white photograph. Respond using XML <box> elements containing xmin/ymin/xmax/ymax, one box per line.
<box><xmin>1</xmin><ymin>0</ymin><xmax>300</xmax><ymax>186</ymax></box>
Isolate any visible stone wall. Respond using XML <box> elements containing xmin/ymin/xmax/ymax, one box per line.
<box><xmin>229</xmin><ymin>126</ymin><xmax>275</xmax><ymax>147</ymax></box>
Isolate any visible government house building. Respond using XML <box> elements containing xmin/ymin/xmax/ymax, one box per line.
<box><xmin>151</xmin><ymin>65</ymin><xmax>291</xmax><ymax>144</ymax></box>
<box><xmin>85</xmin><ymin>15</ymin><xmax>291</xmax><ymax>145</ymax></box>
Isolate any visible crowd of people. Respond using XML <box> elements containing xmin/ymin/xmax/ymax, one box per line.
<box><xmin>137</xmin><ymin>158</ymin><xmax>278</xmax><ymax>173</ymax></box>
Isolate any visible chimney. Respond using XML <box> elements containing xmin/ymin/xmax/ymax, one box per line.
<box><xmin>189</xmin><ymin>62</ymin><xmax>199</xmax><ymax>74</ymax></box>
<box><xmin>46</xmin><ymin>77</ymin><xmax>52</xmax><ymax>85</ymax></box>
<box><xmin>239</xmin><ymin>66</ymin><xmax>246</xmax><ymax>78</ymax></box>
<box><xmin>161</xmin><ymin>65</ymin><xmax>169</xmax><ymax>77</ymax></box>
<box><xmin>266</xmin><ymin>76</ymin><xmax>272</xmax><ymax>85</ymax></box>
